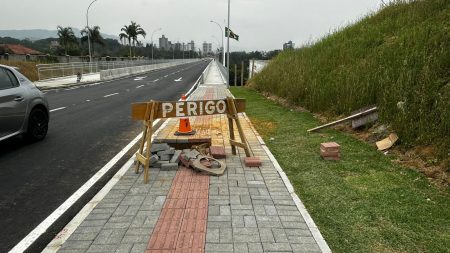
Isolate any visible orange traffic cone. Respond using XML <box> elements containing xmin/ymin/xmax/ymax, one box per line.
<box><xmin>175</xmin><ymin>94</ymin><xmax>196</xmax><ymax>136</ymax></box>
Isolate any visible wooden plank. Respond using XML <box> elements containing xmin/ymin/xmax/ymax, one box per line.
<box><xmin>230</xmin><ymin>139</ymin><xmax>247</xmax><ymax>149</ymax></box>
<box><xmin>132</xmin><ymin>99</ymin><xmax>246</xmax><ymax>120</ymax></box>
<box><xmin>307</xmin><ymin>107</ymin><xmax>378</xmax><ymax>132</ymax></box>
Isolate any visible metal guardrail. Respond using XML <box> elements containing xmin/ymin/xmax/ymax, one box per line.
<box><xmin>36</xmin><ymin>59</ymin><xmax>181</xmax><ymax>81</ymax></box>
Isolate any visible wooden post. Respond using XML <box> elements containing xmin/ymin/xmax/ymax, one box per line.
<box><xmin>226</xmin><ymin>97</ymin><xmax>251</xmax><ymax>157</ymax></box>
<box><xmin>251</xmin><ymin>59</ymin><xmax>255</xmax><ymax>78</ymax></box>
<box><xmin>234</xmin><ymin>64</ymin><xmax>237</xmax><ymax>86</ymax></box>
<box><xmin>241</xmin><ymin>61</ymin><xmax>244</xmax><ymax>86</ymax></box>
<box><xmin>135</xmin><ymin>101</ymin><xmax>159</xmax><ymax>184</ymax></box>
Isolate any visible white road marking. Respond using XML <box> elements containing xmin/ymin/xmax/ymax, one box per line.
<box><xmin>11</xmin><ymin>118</ymin><xmax>161</xmax><ymax>253</ymax></box>
<box><xmin>136</xmin><ymin>85</ymin><xmax>144</xmax><ymax>89</ymax></box>
<box><xmin>103</xmin><ymin>93</ymin><xmax>119</xmax><ymax>98</ymax></box>
<box><xmin>86</xmin><ymin>100</ymin><xmax>91</xmax><ymax>102</ymax></box>
<box><xmin>15</xmin><ymin>62</ymin><xmax>206</xmax><ymax>253</ymax></box>
<box><xmin>164</xmin><ymin>75</ymin><xmax>168</xmax><ymax>78</ymax></box>
<box><xmin>174</xmin><ymin>77</ymin><xmax>183</xmax><ymax>82</ymax></box>
<box><xmin>134</xmin><ymin>76</ymin><xmax>147</xmax><ymax>81</ymax></box>
<box><xmin>49</xmin><ymin>107</ymin><xmax>66</xmax><ymax>112</ymax></box>
<box><xmin>152</xmin><ymin>79</ymin><xmax>159</xmax><ymax>82</ymax></box>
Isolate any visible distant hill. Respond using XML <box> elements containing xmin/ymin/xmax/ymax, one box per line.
<box><xmin>0</xmin><ymin>29</ymin><xmax>118</xmax><ymax>41</ymax></box>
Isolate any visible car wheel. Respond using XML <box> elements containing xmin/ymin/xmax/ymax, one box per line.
<box><xmin>26</xmin><ymin>108</ymin><xmax>49</xmax><ymax>141</ymax></box>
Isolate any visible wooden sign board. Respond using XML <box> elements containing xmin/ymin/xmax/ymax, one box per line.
<box><xmin>132</xmin><ymin>99</ymin><xmax>246</xmax><ymax>120</ymax></box>
<box><xmin>133</xmin><ymin>97</ymin><xmax>251</xmax><ymax>184</ymax></box>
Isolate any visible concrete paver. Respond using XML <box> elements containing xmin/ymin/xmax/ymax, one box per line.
<box><xmin>52</xmin><ymin>61</ymin><xmax>329</xmax><ymax>253</ymax></box>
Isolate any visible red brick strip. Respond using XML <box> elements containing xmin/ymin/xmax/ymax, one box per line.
<box><xmin>146</xmin><ymin>167</ymin><xmax>209</xmax><ymax>253</ymax></box>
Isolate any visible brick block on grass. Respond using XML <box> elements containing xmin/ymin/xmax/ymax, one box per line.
<box><xmin>244</xmin><ymin>157</ymin><xmax>262</xmax><ymax>167</ymax></box>
<box><xmin>320</xmin><ymin>142</ymin><xmax>340</xmax><ymax>151</ymax></box>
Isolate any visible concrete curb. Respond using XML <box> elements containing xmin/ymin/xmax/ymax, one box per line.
<box><xmin>242</xmin><ymin>112</ymin><xmax>332</xmax><ymax>253</ymax></box>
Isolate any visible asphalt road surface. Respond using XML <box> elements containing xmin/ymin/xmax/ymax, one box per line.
<box><xmin>0</xmin><ymin>60</ymin><xmax>210</xmax><ymax>252</ymax></box>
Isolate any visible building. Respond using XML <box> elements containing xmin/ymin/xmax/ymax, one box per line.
<box><xmin>50</xmin><ymin>41</ymin><xmax>60</xmax><ymax>50</ymax></box>
<box><xmin>159</xmin><ymin>35</ymin><xmax>169</xmax><ymax>50</ymax></box>
<box><xmin>202</xmin><ymin>42</ymin><xmax>212</xmax><ymax>56</ymax></box>
<box><xmin>0</xmin><ymin>44</ymin><xmax>42</xmax><ymax>55</ymax></box>
<box><xmin>187</xmin><ymin>40</ymin><xmax>195</xmax><ymax>51</ymax></box>
<box><xmin>174</xmin><ymin>42</ymin><xmax>182</xmax><ymax>51</ymax></box>
<box><xmin>283</xmin><ymin>40</ymin><xmax>295</xmax><ymax>50</ymax></box>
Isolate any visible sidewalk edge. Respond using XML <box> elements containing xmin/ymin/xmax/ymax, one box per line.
<box><xmin>42</xmin><ymin>119</ymin><xmax>171</xmax><ymax>253</ymax></box>
<box><xmin>243</xmin><ymin>112</ymin><xmax>332</xmax><ymax>253</ymax></box>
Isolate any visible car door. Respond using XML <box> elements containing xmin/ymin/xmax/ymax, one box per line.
<box><xmin>0</xmin><ymin>67</ymin><xmax>28</xmax><ymax>139</ymax></box>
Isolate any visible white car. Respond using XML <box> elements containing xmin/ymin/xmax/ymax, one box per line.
<box><xmin>0</xmin><ymin>64</ymin><xmax>49</xmax><ymax>141</ymax></box>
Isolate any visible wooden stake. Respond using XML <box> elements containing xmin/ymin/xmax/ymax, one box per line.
<box><xmin>226</xmin><ymin>97</ymin><xmax>251</xmax><ymax>157</ymax></box>
<box><xmin>234</xmin><ymin>64</ymin><xmax>237</xmax><ymax>86</ymax></box>
<box><xmin>135</xmin><ymin>101</ymin><xmax>158</xmax><ymax>184</ymax></box>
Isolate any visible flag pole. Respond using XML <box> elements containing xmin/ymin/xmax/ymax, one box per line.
<box><xmin>226</xmin><ymin>0</ymin><xmax>230</xmax><ymax>88</ymax></box>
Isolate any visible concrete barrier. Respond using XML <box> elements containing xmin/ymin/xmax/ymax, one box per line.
<box><xmin>100</xmin><ymin>59</ymin><xmax>199</xmax><ymax>81</ymax></box>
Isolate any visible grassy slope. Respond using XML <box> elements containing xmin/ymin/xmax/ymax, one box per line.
<box><xmin>231</xmin><ymin>87</ymin><xmax>450</xmax><ymax>252</ymax></box>
<box><xmin>253</xmin><ymin>0</ymin><xmax>450</xmax><ymax>152</ymax></box>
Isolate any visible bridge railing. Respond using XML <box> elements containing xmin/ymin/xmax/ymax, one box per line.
<box><xmin>36</xmin><ymin>59</ymin><xmax>178</xmax><ymax>81</ymax></box>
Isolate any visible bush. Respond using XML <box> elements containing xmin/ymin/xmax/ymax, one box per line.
<box><xmin>0</xmin><ymin>60</ymin><xmax>39</xmax><ymax>81</ymax></box>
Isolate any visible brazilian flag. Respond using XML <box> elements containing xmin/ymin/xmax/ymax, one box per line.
<box><xmin>225</xmin><ymin>27</ymin><xmax>239</xmax><ymax>41</ymax></box>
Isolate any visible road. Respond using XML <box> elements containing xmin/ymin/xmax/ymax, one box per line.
<box><xmin>0</xmin><ymin>60</ymin><xmax>210</xmax><ymax>252</ymax></box>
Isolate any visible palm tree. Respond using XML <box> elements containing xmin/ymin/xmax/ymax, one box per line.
<box><xmin>119</xmin><ymin>21</ymin><xmax>146</xmax><ymax>57</ymax></box>
<box><xmin>57</xmin><ymin>26</ymin><xmax>78</xmax><ymax>55</ymax></box>
<box><xmin>81</xmin><ymin>26</ymin><xmax>105</xmax><ymax>57</ymax></box>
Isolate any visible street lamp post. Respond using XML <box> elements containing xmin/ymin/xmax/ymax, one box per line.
<box><xmin>86</xmin><ymin>0</ymin><xmax>98</xmax><ymax>71</ymax></box>
<box><xmin>151</xmin><ymin>28</ymin><xmax>162</xmax><ymax>62</ymax></box>
<box><xmin>210</xmin><ymin>20</ymin><xmax>225</xmax><ymax>66</ymax></box>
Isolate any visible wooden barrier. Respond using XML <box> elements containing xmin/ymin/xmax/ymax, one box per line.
<box><xmin>131</xmin><ymin>97</ymin><xmax>250</xmax><ymax>183</ymax></box>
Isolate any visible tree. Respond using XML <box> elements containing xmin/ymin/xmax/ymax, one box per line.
<box><xmin>81</xmin><ymin>26</ymin><xmax>105</xmax><ymax>57</ymax></box>
<box><xmin>57</xmin><ymin>26</ymin><xmax>78</xmax><ymax>55</ymax></box>
<box><xmin>119</xmin><ymin>21</ymin><xmax>146</xmax><ymax>57</ymax></box>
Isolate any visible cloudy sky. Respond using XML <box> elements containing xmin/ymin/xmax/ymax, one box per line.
<box><xmin>0</xmin><ymin>0</ymin><xmax>383</xmax><ymax>51</ymax></box>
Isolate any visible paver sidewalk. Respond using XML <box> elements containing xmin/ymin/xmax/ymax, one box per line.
<box><xmin>50</xmin><ymin>61</ymin><xmax>330</xmax><ymax>253</ymax></box>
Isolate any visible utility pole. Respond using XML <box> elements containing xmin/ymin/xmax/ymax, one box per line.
<box><xmin>151</xmin><ymin>28</ymin><xmax>162</xmax><ymax>62</ymax></box>
<box><xmin>210</xmin><ymin>20</ymin><xmax>225</xmax><ymax>66</ymax></box>
<box><xmin>86</xmin><ymin>0</ymin><xmax>98</xmax><ymax>72</ymax></box>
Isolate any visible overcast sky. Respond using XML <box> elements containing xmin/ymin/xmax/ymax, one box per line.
<box><xmin>0</xmin><ymin>0</ymin><xmax>383</xmax><ymax>51</ymax></box>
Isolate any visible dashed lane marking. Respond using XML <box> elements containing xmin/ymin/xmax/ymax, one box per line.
<box><xmin>103</xmin><ymin>93</ymin><xmax>119</xmax><ymax>98</ymax></box>
<box><xmin>49</xmin><ymin>107</ymin><xmax>66</xmax><ymax>112</ymax></box>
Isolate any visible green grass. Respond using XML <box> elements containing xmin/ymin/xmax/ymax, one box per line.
<box><xmin>231</xmin><ymin>87</ymin><xmax>450</xmax><ymax>253</ymax></box>
<box><xmin>252</xmin><ymin>0</ymin><xmax>450</xmax><ymax>153</ymax></box>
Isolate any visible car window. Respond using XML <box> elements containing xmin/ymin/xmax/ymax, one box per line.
<box><xmin>5</xmin><ymin>69</ymin><xmax>19</xmax><ymax>87</ymax></box>
<box><xmin>0</xmin><ymin>68</ymin><xmax>14</xmax><ymax>90</ymax></box>
<box><xmin>14</xmin><ymin>71</ymin><xmax>30</xmax><ymax>83</ymax></box>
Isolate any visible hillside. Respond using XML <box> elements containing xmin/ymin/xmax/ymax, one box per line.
<box><xmin>252</xmin><ymin>0</ymin><xmax>450</xmax><ymax>156</ymax></box>
<box><xmin>0</xmin><ymin>28</ymin><xmax>118</xmax><ymax>41</ymax></box>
